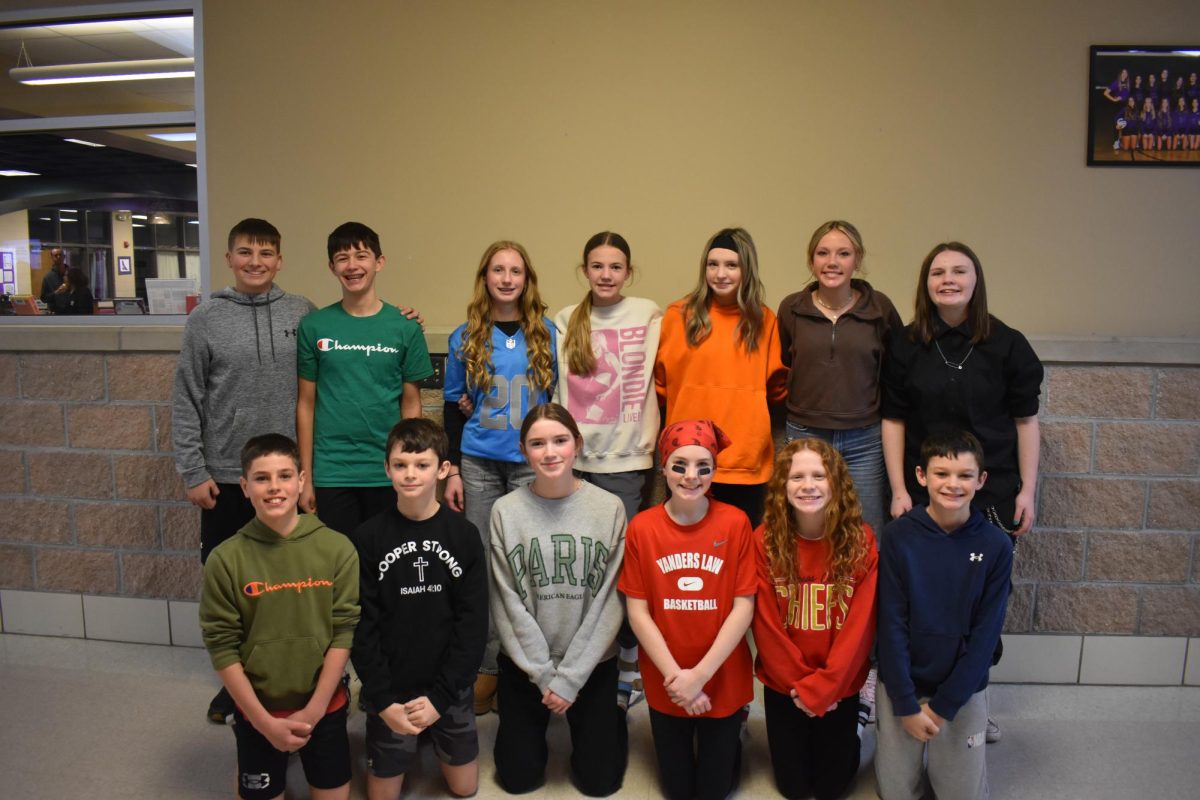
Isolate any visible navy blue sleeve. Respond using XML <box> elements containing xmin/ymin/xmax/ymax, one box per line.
<box><xmin>876</xmin><ymin>522</ymin><xmax>921</xmax><ymax>717</ymax></box>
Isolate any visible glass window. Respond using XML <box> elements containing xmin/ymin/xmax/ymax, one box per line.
<box><xmin>0</xmin><ymin>4</ymin><xmax>201</xmax><ymax>319</ymax></box>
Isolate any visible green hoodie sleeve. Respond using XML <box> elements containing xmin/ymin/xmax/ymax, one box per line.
<box><xmin>330</xmin><ymin>541</ymin><xmax>361</xmax><ymax>651</ymax></box>
<box><xmin>200</xmin><ymin>549</ymin><xmax>245</xmax><ymax>672</ymax></box>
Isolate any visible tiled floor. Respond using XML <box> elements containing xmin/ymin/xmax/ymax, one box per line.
<box><xmin>2</xmin><ymin>633</ymin><xmax>1198</xmax><ymax>799</ymax></box>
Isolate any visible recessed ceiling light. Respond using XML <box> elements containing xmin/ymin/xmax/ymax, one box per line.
<box><xmin>11</xmin><ymin>58</ymin><xmax>194</xmax><ymax>86</ymax></box>
<box><xmin>64</xmin><ymin>138</ymin><xmax>105</xmax><ymax>148</ymax></box>
<box><xmin>0</xmin><ymin>169</ymin><xmax>39</xmax><ymax>177</ymax></box>
<box><xmin>39</xmin><ymin>216</ymin><xmax>52</xmax><ymax>221</ymax></box>
<box><xmin>148</xmin><ymin>132</ymin><xmax>196</xmax><ymax>142</ymax></box>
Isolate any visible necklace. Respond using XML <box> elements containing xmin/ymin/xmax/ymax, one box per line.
<box><xmin>935</xmin><ymin>339</ymin><xmax>974</xmax><ymax>370</ymax></box>
<box><xmin>813</xmin><ymin>290</ymin><xmax>856</xmax><ymax>321</ymax></box>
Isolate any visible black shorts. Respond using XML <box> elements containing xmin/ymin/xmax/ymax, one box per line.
<box><xmin>365</xmin><ymin>686</ymin><xmax>478</xmax><ymax>778</ymax></box>
<box><xmin>231</xmin><ymin>702</ymin><xmax>351</xmax><ymax>800</ymax></box>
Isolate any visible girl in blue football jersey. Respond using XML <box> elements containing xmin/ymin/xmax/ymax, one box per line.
<box><xmin>443</xmin><ymin>240</ymin><xmax>558</xmax><ymax>714</ymax></box>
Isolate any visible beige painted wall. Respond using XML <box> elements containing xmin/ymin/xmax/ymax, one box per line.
<box><xmin>203</xmin><ymin>0</ymin><xmax>1200</xmax><ymax>338</ymax></box>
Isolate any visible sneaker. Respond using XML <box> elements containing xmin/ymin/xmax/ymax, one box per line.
<box><xmin>207</xmin><ymin>687</ymin><xmax>234</xmax><ymax>725</ymax></box>
<box><xmin>474</xmin><ymin>673</ymin><xmax>498</xmax><ymax>716</ymax></box>
<box><xmin>860</xmin><ymin>667</ymin><xmax>877</xmax><ymax>724</ymax></box>
<box><xmin>617</xmin><ymin>680</ymin><xmax>645</xmax><ymax>711</ymax></box>
<box><xmin>986</xmin><ymin>717</ymin><xmax>1001</xmax><ymax>743</ymax></box>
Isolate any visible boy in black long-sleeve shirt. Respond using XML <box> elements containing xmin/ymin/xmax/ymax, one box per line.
<box><xmin>875</xmin><ymin>431</ymin><xmax>1012</xmax><ymax>800</ymax></box>
<box><xmin>352</xmin><ymin>419</ymin><xmax>487</xmax><ymax>799</ymax></box>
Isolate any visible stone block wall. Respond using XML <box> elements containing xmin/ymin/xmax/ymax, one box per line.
<box><xmin>0</xmin><ymin>352</ymin><xmax>443</xmax><ymax>604</ymax></box>
<box><xmin>1008</xmin><ymin>366</ymin><xmax>1200</xmax><ymax>637</ymax></box>
<box><xmin>0</xmin><ymin>352</ymin><xmax>1196</xmax><ymax>639</ymax></box>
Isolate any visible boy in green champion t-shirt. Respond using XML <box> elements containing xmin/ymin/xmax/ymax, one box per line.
<box><xmin>297</xmin><ymin>222</ymin><xmax>434</xmax><ymax>539</ymax></box>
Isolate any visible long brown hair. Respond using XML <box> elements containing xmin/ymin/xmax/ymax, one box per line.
<box><xmin>683</xmin><ymin>227</ymin><xmax>765</xmax><ymax>354</ymax></box>
<box><xmin>562</xmin><ymin>231</ymin><xmax>632</xmax><ymax>376</ymax></box>
<box><xmin>910</xmin><ymin>241</ymin><xmax>992</xmax><ymax>345</ymax></box>
<box><xmin>760</xmin><ymin>439</ymin><xmax>870</xmax><ymax>601</ymax></box>
<box><xmin>458</xmin><ymin>241</ymin><xmax>555</xmax><ymax>394</ymax></box>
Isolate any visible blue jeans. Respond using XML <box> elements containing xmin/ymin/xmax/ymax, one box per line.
<box><xmin>785</xmin><ymin>421</ymin><xmax>885</xmax><ymax>535</ymax></box>
<box><xmin>461</xmin><ymin>454</ymin><xmax>536</xmax><ymax>673</ymax></box>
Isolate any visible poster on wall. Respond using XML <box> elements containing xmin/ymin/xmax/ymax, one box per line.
<box><xmin>1088</xmin><ymin>45</ymin><xmax>1200</xmax><ymax>167</ymax></box>
<box><xmin>1</xmin><ymin>251</ymin><xmax>14</xmax><ymax>294</ymax></box>
<box><xmin>117</xmin><ymin>256</ymin><xmax>132</xmax><ymax>275</ymax></box>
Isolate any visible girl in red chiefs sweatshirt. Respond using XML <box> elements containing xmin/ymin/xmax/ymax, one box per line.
<box><xmin>751</xmin><ymin>438</ymin><xmax>878</xmax><ymax>800</ymax></box>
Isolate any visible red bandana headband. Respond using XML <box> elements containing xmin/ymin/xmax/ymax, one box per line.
<box><xmin>657</xmin><ymin>419</ymin><xmax>732</xmax><ymax>465</ymax></box>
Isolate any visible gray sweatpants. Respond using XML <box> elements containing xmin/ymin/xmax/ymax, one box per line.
<box><xmin>875</xmin><ymin>682</ymin><xmax>989</xmax><ymax>800</ymax></box>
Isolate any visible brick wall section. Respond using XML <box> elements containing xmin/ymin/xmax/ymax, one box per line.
<box><xmin>1011</xmin><ymin>366</ymin><xmax>1200</xmax><ymax>636</ymax></box>
<box><xmin>1</xmin><ymin>353</ymin><xmax>1196</xmax><ymax>637</ymax></box>
<box><xmin>0</xmin><ymin>352</ymin><xmax>444</xmax><ymax>603</ymax></box>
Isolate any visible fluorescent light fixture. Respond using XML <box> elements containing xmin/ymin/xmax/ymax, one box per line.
<box><xmin>60</xmin><ymin>209</ymin><xmax>77</xmax><ymax>213</ymax></box>
<box><xmin>39</xmin><ymin>216</ymin><xmax>52</xmax><ymax>221</ymax></box>
<box><xmin>187</xmin><ymin>219</ymin><xmax>200</xmax><ymax>224</ymax></box>
<box><xmin>10</xmin><ymin>57</ymin><xmax>194</xmax><ymax>86</ymax></box>
<box><xmin>132</xmin><ymin>223</ymin><xmax>146</xmax><ymax>228</ymax></box>
<box><xmin>132</xmin><ymin>214</ymin><xmax>148</xmax><ymax>220</ymax></box>
<box><xmin>0</xmin><ymin>169</ymin><xmax>39</xmax><ymax>176</ymax></box>
<box><xmin>64</xmin><ymin>138</ymin><xmax>105</xmax><ymax>148</ymax></box>
<box><xmin>147</xmin><ymin>132</ymin><xmax>196</xmax><ymax>142</ymax></box>
<box><xmin>185</xmin><ymin>163</ymin><xmax>197</xmax><ymax>168</ymax></box>
<box><xmin>60</xmin><ymin>218</ymin><xmax>78</xmax><ymax>222</ymax></box>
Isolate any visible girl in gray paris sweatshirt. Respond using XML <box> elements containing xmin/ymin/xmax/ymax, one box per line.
<box><xmin>488</xmin><ymin>402</ymin><xmax>628</xmax><ymax>796</ymax></box>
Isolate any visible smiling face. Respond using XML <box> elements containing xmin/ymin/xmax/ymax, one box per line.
<box><xmin>786</xmin><ymin>448</ymin><xmax>832</xmax><ymax>523</ymax></box>
<box><xmin>917</xmin><ymin>452</ymin><xmax>986</xmax><ymax>527</ymax></box>
<box><xmin>810</xmin><ymin>229</ymin><xmax>860</xmax><ymax>293</ymax></box>
<box><xmin>240</xmin><ymin>453</ymin><xmax>303</xmax><ymax>530</ymax></box>
<box><xmin>926</xmin><ymin>249</ymin><xmax>978</xmax><ymax>323</ymax></box>
<box><xmin>705</xmin><ymin>248</ymin><xmax>742</xmax><ymax>305</ymax></box>
<box><xmin>385</xmin><ymin>446</ymin><xmax>449</xmax><ymax>511</ymax></box>
<box><xmin>485</xmin><ymin>248</ymin><xmax>527</xmax><ymax>312</ymax></box>
<box><xmin>328</xmin><ymin>243</ymin><xmax>383</xmax><ymax>296</ymax></box>
<box><xmin>663</xmin><ymin>444</ymin><xmax>716</xmax><ymax>503</ymax></box>
<box><xmin>521</xmin><ymin>418</ymin><xmax>579</xmax><ymax>483</ymax></box>
<box><xmin>227</xmin><ymin>235</ymin><xmax>282</xmax><ymax>295</ymax></box>
<box><xmin>584</xmin><ymin>244</ymin><xmax>630</xmax><ymax>307</ymax></box>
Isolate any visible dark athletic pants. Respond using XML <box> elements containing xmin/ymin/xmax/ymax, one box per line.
<box><xmin>763</xmin><ymin>686</ymin><xmax>861</xmax><ymax>800</ymax></box>
<box><xmin>494</xmin><ymin>654</ymin><xmax>627</xmax><ymax>796</ymax></box>
<box><xmin>647</xmin><ymin>706</ymin><xmax>742</xmax><ymax>800</ymax></box>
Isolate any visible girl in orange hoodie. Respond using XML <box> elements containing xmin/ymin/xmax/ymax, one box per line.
<box><xmin>654</xmin><ymin>227</ymin><xmax>787</xmax><ymax>527</ymax></box>
<box><xmin>751</xmin><ymin>438</ymin><xmax>878</xmax><ymax>800</ymax></box>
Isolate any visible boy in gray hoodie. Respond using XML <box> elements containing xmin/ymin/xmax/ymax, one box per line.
<box><xmin>173</xmin><ymin>217</ymin><xmax>315</xmax><ymax>722</ymax></box>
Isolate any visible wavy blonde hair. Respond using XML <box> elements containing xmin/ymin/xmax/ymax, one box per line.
<box><xmin>563</xmin><ymin>231</ymin><xmax>632</xmax><ymax>376</ymax></box>
<box><xmin>458</xmin><ymin>240</ymin><xmax>555</xmax><ymax>395</ymax></box>
<box><xmin>683</xmin><ymin>227</ymin><xmax>765</xmax><ymax>354</ymax></box>
<box><xmin>760</xmin><ymin>439</ymin><xmax>871</xmax><ymax>602</ymax></box>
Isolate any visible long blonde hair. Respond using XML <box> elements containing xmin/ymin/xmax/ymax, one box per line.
<box><xmin>458</xmin><ymin>241</ymin><xmax>555</xmax><ymax>394</ymax></box>
<box><xmin>683</xmin><ymin>227</ymin><xmax>765</xmax><ymax>354</ymax></box>
<box><xmin>563</xmin><ymin>231</ymin><xmax>632</xmax><ymax>376</ymax></box>
<box><xmin>760</xmin><ymin>439</ymin><xmax>871</xmax><ymax>603</ymax></box>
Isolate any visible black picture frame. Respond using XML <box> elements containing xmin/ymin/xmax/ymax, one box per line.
<box><xmin>1087</xmin><ymin>45</ymin><xmax>1200</xmax><ymax>167</ymax></box>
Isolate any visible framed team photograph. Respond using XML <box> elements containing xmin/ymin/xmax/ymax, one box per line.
<box><xmin>1088</xmin><ymin>45</ymin><xmax>1200</xmax><ymax>167</ymax></box>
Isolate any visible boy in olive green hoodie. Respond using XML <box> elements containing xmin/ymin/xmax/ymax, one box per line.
<box><xmin>200</xmin><ymin>433</ymin><xmax>360</xmax><ymax>800</ymax></box>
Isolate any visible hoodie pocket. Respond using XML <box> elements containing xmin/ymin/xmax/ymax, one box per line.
<box><xmin>908</xmin><ymin>630</ymin><xmax>966</xmax><ymax>686</ymax></box>
<box><xmin>212</xmin><ymin>407</ymin><xmax>256</xmax><ymax>467</ymax></box>
<box><xmin>244</xmin><ymin>637</ymin><xmax>324</xmax><ymax>700</ymax></box>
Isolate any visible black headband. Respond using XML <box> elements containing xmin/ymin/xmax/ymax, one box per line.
<box><xmin>708</xmin><ymin>232</ymin><xmax>738</xmax><ymax>254</ymax></box>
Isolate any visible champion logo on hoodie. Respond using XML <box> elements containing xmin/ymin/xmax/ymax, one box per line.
<box><xmin>243</xmin><ymin>577</ymin><xmax>333</xmax><ymax>596</ymax></box>
<box><xmin>315</xmin><ymin>338</ymin><xmax>400</xmax><ymax>356</ymax></box>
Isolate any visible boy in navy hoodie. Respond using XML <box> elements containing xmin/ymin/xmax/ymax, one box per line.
<box><xmin>875</xmin><ymin>431</ymin><xmax>1012</xmax><ymax>800</ymax></box>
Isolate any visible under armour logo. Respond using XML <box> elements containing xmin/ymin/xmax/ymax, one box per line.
<box><xmin>969</xmin><ymin>553</ymin><xmax>983</xmax><ymax>562</ymax></box>
<box><xmin>282</xmin><ymin>328</ymin><xmax>297</xmax><ymax>338</ymax></box>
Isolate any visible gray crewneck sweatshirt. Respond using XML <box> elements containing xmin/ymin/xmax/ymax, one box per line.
<box><xmin>489</xmin><ymin>481</ymin><xmax>625</xmax><ymax>701</ymax></box>
<box><xmin>172</xmin><ymin>285</ymin><xmax>315</xmax><ymax>487</ymax></box>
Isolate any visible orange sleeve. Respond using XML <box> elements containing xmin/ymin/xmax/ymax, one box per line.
<box><xmin>793</xmin><ymin>526</ymin><xmax>879</xmax><ymax>714</ymax></box>
<box><xmin>763</xmin><ymin>307</ymin><xmax>790</xmax><ymax>404</ymax></box>
<box><xmin>654</xmin><ymin>303</ymin><xmax>684</xmax><ymax>409</ymax></box>
<box><xmin>750</xmin><ymin>529</ymin><xmax>818</xmax><ymax>690</ymax></box>
<box><xmin>618</xmin><ymin>514</ymin><xmax>647</xmax><ymax>600</ymax></box>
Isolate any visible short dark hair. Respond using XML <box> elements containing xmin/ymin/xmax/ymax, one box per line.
<box><xmin>240</xmin><ymin>433</ymin><xmax>301</xmax><ymax>475</ymax></box>
<box><xmin>227</xmin><ymin>218</ymin><xmax>282</xmax><ymax>253</ymax></box>
<box><xmin>385</xmin><ymin>418</ymin><xmax>448</xmax><ymax>464</ymax></box>
<box><xmin>918</xmin><ymin>429</ymin><xmax>985</xmax><ymax>472</ymax></box>
<box><xmin>327</xmin><ymin>221</ymin><xmax>382</xmax><ymax>261</ymax></box>
<box><xmin>519</xmin><ymin>402</ymin><xmax>582</xmax><ymax>446</ymax></box>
